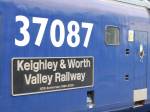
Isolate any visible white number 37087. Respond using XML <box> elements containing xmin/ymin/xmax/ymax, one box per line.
<box><xmin>15</xmin><ymin>15</ymin><xmax>94</xmax><ymax>48</ymax></box>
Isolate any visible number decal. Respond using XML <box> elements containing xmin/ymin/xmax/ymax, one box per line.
<box><xmin>33</xmin><ymin>17</ymin><xmax>48</xmax><ymax>46</ymax></box>
<box><xmin>82</xmin><ymin>22</ymin><xmax>94</xmax><ymax>48</ymax></box>
<box><xmin>50</xmin><ymin>19</ymin><xmax>65</xmax><ymax>47</ymax></box>
<box><xmin>15</xmin><ymin>15</ymin><xmax>30</xmax><ymax>46</ymax></box>
<box><xmin>67</xmin><ymin>21</ymin><xmax>80</xmax><ymax>47</ymax></box>
<box><xmin>15</xmin><ymin>15</ymin><xmax>94</xmax><ymax>48</ymax></box>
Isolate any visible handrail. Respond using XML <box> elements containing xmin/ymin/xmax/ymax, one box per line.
<box><xmin>115</xmin><ymin>0</ymin><xmax>150</xmax><ymax>9</ymax></box>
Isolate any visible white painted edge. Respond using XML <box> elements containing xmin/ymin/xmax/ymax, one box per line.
<box><xmin>133</xmin><ymin>88</ymin><xmax>147</xmax><ymax>102</ymax></box>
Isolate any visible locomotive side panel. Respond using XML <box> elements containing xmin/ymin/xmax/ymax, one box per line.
<box><xmin>0</xmin><ymin>0</ymin><xmax>150</xmax><ymax>112</ymax></box>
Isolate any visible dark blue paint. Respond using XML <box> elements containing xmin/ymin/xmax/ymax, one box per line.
<box><xmin>0</xmin><ymin>0</ymin><xmax>150</xmax><ymax>112</ymax></box>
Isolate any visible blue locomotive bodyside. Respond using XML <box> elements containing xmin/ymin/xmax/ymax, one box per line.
<box><xmin>0</xmin><ymin>0</ymin><xmax>150</xmax><ymax>112</ymax></box>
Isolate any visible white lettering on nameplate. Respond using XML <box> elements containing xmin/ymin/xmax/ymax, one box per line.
<box><xmin>12</xmin><ymin>57</ymin><xmax>94</xmax><ymax>96</ymax></box>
